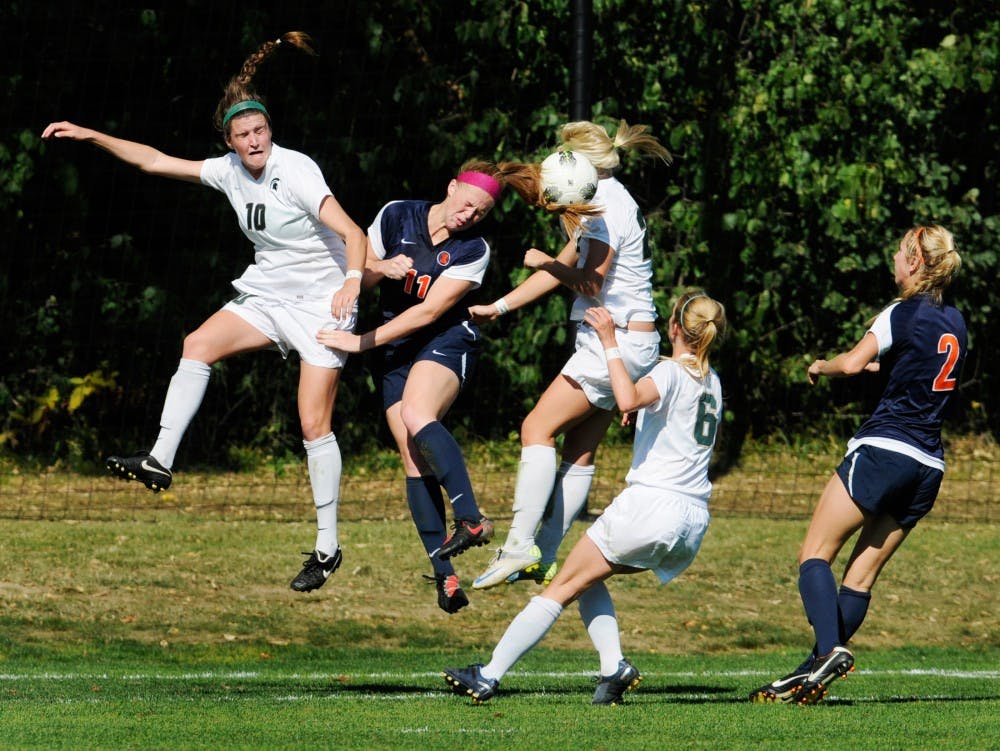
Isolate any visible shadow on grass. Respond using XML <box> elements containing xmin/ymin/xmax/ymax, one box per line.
<box><xmin>828</xmin><ymin>694</ymin><xmax>1000</xmax><ymax>705</ymax></box>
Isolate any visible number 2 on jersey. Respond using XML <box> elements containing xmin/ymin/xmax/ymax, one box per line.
<box><xmin>932</xmin><ymin>333</ymin><xmax>960</xmax><ymax>392</ymax></box>
<box><xmin>403</xmin><ymin>269</ymin><xmax>432</xmax><ymax>299</ymax></box>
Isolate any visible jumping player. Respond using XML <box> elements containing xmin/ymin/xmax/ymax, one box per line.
<box><xmin>41</xmin><ymin>32</ymin><xmax>367</xmax><ymax>594</ymax></box>
<box><xmin>317</xmin><ymin>161</ymin><xmax>537</xmax><ymax>613</ymax></box>
<box><xmin>750</xmin><ymin>225</ymin><xmax>966</xmax><ymax>704</ymax></box>
<box><xmin>468</xmin><ymin>119</ymin><xmax>671</xmax><ymax>590</ymax></box>
<box><xmin>443</xmin><ymin>292</ymin><xmax>727</xmax><ymax>704</ymax></box>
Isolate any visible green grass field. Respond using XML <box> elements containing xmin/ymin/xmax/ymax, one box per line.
<box><xmin>2</xmin><ymin>646</ymin><xmax>996</xmax><ymax>750</ymax></box>
<box><xmin>0</xmin><ymin>495</ymin><xmax>997</xmax><ymax>749</ymax></box>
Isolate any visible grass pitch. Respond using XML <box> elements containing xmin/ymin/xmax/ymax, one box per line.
<box><xmin>0</xmin><ymin>485</ymin><xmax>996</xmax><ymax>749</ymax></box>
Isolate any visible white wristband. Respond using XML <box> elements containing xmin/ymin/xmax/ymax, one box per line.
<box><xmin>494</xmin><ymin>297</ymin><xmax>510</xmax><ymax>315</ymax></box>
<box><xmin>604</xmin><ymin>347</ymin><xmax>622</xmax><ymax>360</ymax></box>
<box><xmin>345</xmin><ymin>269</ymin><xmax>363</xmax><ymax>281</ymax></box>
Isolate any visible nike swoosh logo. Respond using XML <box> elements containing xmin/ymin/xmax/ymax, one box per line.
<box><xmin>466</xmin><ymin>523</ymin><xmax>485</xmax><ymax>534</ymax></box>
<box><xmin>431</xmin><ymin>349</ymin><xmax>446</xmax><ymax>356</ymax></box>
<box><xmin>140</xmin><ymin>460</ymin><xmax>170</xmax><ymax>476</ymax></box>
<box><xmin>475</xmin><ymin>566</ymin><xmax>506</xmax><ymax>582</ymax></box>
<box><xmin>401</xmin><ymin>238</ymin><xmax>417</xmax><ymax>245</ymax></box>
<box><xmin>773</xmin><ymin>674</ymin><xmax>807</xmax><ymax>688</ymax></box>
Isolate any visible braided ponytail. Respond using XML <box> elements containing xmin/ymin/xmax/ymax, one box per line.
<box><xmin>213</xmin><ymin>31</ymin><xmax>317</xmax><ymax>134</ymax></box>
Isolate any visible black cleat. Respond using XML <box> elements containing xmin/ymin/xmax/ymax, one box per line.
<box><xmin>425</xmin><ymin>573</ymin><xmax>470</xmax><ymax>614</ymax></box>
<box><xmin>796</xmin><ymin>646</ymin><xmax>855</xmax><ymax>705</ymax></box>
<box><xmin>749</xmin><ymin>661</ymin><xmax>813</xmax><ymax>703</ymax></box>
<box><xmin>592</xmin><ymin>658</ymin><xmax>642</xmax><ymax>705</ymax></box>
<box><xmin>437</xmin><ymin>517</ymin><xmax>495</xmax><ymax>560</ymax></box>
<box><xmin>106</xmin><ymin>451</ymin><xmax>173</xmax><ymax>492</ymax></box>
<box><xmin>290</xmin><ymin>548</ymin><xmax>342</xmax><ymax>592</ymax></box>
<box><xmin>442</xmin><ymin>663</ymin><xmax>499</xmax><ymax>703</ymax></box>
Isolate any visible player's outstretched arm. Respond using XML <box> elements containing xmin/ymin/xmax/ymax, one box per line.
<box><xmin>807</xmin><ymin>332</ymin><xmax>880</xmax><ymax>385</ymax></box>
<box><xmin>319</xmin><ymin>276</ymin><xmax>473</xmax><ymax>353</ymax></box>
<box><xmin>469</xmin><ymin>236</ymin><xmax>579</xmax><ymax>324</ymax></box>
<box><xmin>583</xmin><ymin>306</ymin><xmax>660</xmax><ymax>413</ymax></box>
<box><xmin>41</xmin><ymin>121</ymin><xmax>203</xmax><ymax>183</ymax></box>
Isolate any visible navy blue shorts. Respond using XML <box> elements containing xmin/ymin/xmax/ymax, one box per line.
<box><xmin>381</xmin><ymin>321</ymin><xmax>480</xmax><ymax>410</ymax></box>
<box><xmin>835</xmin><ymin>444</ymin><xmax>943</xmax><ymax>529</ymax></box>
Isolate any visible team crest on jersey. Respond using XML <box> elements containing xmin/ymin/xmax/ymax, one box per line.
<box><xmin>270</xmin><ymin>177</ymin><xmax>281</xmax><ymax>191</ymax></box>
<box><xmin>436</xmin><ymin>251</ymin><xmax>451</xmax><ymax>266</ymax></box>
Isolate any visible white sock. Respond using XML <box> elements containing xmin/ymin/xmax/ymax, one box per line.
<box><xmin>504</xmin><ymin>445</ymin><xmax>558</xmax><ymax>552</ymax></box>
<box><xmin>578</xmin><ymin>582</ymin><xmax>624</xmax><ymax>676</ymax></box>
<box><xmin>304</xmin><ymin>432</ymin><xmax>341</xmax><ymax>555</ymax></box>
<box><xmin>536</xmin><ymin>462</ymin><xmax>595</xmax><ymax>562</ymax></box>
<box><xmin>482</xmin><ymin>596</ymin><xmax>563</xmax><ymax>681</ymax></box>
<box><xmin>150</xmin><ymin>358</ymin><xmax>212</xmax><ymax>468</ymax></box>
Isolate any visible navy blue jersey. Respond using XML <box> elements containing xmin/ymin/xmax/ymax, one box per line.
<box><xmin>852</xmin><ymin>295</ymin><xmax>967</xmax><ymax>464</ymax></box>
<box><xmin>367</xmin><ymin>200</ymin><xmax>489</xmax><ymax>346</ymax></box>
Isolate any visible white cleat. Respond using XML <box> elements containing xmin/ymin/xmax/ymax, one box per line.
<box><xmin>473</xmin><ymin>545</ymin><xmax>542</xmax><ymax>590</ymax></box>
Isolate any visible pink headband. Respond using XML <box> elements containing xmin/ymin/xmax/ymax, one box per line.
<box><xmin>456</xmin><ymin>171</ymin><xmax>502</xmax><ymax>202</ymax></box>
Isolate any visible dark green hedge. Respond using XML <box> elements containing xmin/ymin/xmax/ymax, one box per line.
<box><xmin>1</xmin><ymin>0</ymin><xmax>996</xmax><ymax>468</ymax></box>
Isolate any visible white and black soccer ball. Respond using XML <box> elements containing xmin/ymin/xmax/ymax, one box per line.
<box><xmin>539</xmin><ymin>149</ymin><xmax>598</xmax><ymax>205</ymax></box>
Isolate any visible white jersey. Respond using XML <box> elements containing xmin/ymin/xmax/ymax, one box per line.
<box><xmin>570</xmin><ymin>177</ymin><xmax>656</xmax><ymax>327</ymax></box>
<box><xmin>626</xmin><ymin>358</ymin><xmax>723</xmax><ymax>504</ymax></box>
<box><xmin>200</xmin><ymin>143</ymin><xmax>348</xmax><ymax>301</ymax></box>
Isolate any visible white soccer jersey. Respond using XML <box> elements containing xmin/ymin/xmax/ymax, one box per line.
<box><xmin>626</xmin><ymin>358</ymin><xmax>723</xmax><ymax>504</ymax></box>
<box><xmin>200</xmin><ymin>143</ymin><xmax>348</xmax><ymax>300</ymax></box>
<box><xmin>570</xmin><ymin>177</ymin><xmax>656</xmax><ymax>327</ymax></box>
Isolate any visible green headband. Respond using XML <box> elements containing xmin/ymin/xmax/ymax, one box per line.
<box><xmin>222</xmin><ymin>100</ymin><xmax>269</xmax><ymax>130</ymax></box>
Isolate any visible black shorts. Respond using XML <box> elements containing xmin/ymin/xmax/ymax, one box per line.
<box><xmin>381</xmin><ymin>321</ymin><xmax>481</xmax><ymax>410</ymax></box>
<box><xmin>835</xmin><ymin>443</ymin><xmax>943</xmax><ymax>529</ymax></box>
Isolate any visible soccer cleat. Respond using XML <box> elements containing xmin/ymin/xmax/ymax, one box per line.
<box><xmin>425</xmin><ymin>573</ymin><xmax>470</xmax><ymax>614</ymax></box>
<box><xmin>442</xmin><ymin>663</ymin><xmax>499</xmax><ymax>703</ymax></box>
<box><xmin>437</xmin><ymin>517</ymin><xmax>495</xmax><ymax>560</ymax></box>
<box><xmin>592</xmin><ymin>658</ymin><xmax>642</xmax><ymax>705</ymax></box>
<box><xmin>473</xmin><ymin>546</ymin><xmax>543</xmax><ymax>590</ymax></box>
<box><xmin>289</xmin><ymin>547</ymin><xmax>342</xmax><ymax>592</ymax></box>
<box><xmin>507</xmin><ymin>559</ymin><xmax>559</xmax><ymax>586</ymax></box>
<box><xmin>106</xmin><ymin>451</ymin><xmax>173</xmax><ymax>492</ymax></box>
<box><xmin>748</xmin><ymin>661</ymin><xmax>814</xmax><ymax>703</ymax></box>
<box><xmin>796</xmin><ymin>646</ymin><xmax>855</xmax><ymax>705</ymax></box>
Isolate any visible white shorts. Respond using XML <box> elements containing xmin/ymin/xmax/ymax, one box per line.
<box><xmin>586</xmin><ymin>484</ymin><xmax>710</xmax><ymax>584</ymax></box>
<box><xmin>561</xmin><ymin>323</ymin><xmax>660</xmax><ymax>410</ymax></box>
<box><xmin>223</xmin><ymin>293</ymin><xmax>356</xmax><ymax>369</ymax></box>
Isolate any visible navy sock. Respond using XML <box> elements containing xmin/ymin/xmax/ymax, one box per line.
<box><xmin>837</xmin><ymin>584</ymin><xmax>872</xmax><ymax>643</ymax></box>
<box><xmin>796</xmin><ymin>584</ymin><xmax>872</xmax><ymax>670</ymax></box>
<box><xmin>406</xmin><ymin>476</ymin><xmax>454</xmax><ymax>577</ymax></box>
<box><xmin>798</xmin><ymin>558</ymin><xmax>841</xmax><ymax>656</ymax></box>
<box><xmin>413</xmin><ymin>421</ymin><xmax>480</xmax><ymax>520</ymax></box>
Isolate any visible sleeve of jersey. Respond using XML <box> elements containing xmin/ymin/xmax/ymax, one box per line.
<box><xmin>285</xmin><ymin>153</ymin><xmax>335</xmax><ymax>218</ymax></box>
<box><xmin>580</xmin><ymin>214</ymin><xmax>611</xmax><ymax>246</ymax></box>
<box><xmin>442</xmin><ymin>241</ymin><xmax>490</xmax><ymax>288</ymax></box>
<box><xmin>199</xmin><ymin>155</ymin><xmax>230</xmax><ymax>192</ymax></box>
<box><xmin>367</xmin><ymin>203</ymin><xmax>393</xmax><ymax>260</ymax></box>
<box><xmin>644</xmin><ymin>361</ymin><xmax>675</xmax><ymax>413</ymax></box>
<box><xmin>867</xmin><ymin>302</ymin><xmax>899</xmax><ymax>358</ymax></box>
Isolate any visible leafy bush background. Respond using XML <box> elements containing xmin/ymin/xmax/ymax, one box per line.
<box><xmin>1</xmin><ymin>0</ymin><xmax>996</xmax><ymax>469</ymax></box>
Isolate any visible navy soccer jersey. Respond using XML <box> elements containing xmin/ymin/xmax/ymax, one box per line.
<box><xmin>368</xmin><ymin>200</ymin><xmax>490</xmax><ymax>345</ymax></box>
<box><xmin>851</xmin><ymin>295</ymin><xmax>967</xmax><ymax>466</ymax></box>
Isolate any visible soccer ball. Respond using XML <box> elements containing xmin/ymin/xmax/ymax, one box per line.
<box><xmin>539</xmin><ymin>149</ymin><xmax>598</xmax><ymax>205</ymax></box>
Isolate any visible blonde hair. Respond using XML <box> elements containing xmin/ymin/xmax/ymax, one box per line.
<box><xmin>673</xmin><ymin>290</ymin><xmax>727</xmax><ymax>378</ymax></box>
<box><xmin>899</xmin><ymin>225</ymin><xmax>961</xmax><ymax>305</ymax></box>
<box><xmin>558</xmin><ymin>119</ymin><xmax>671</xmax><ymax>174</ymax></box>
<box><xmin>212</xmin><ymin>31</ymin><xmax>317</xmax><ymax>134</ymax></box>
